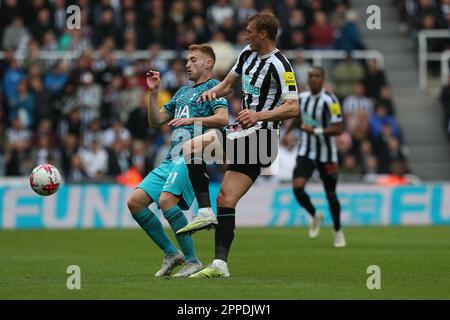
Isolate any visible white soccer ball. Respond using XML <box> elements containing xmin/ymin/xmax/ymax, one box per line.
<box><xmin>29</xmin><ymin>164</ymin><xmax>62</xmax><ymax>196</ymax></box>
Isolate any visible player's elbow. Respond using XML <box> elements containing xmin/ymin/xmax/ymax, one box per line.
<box><xmin>286</xmin><ymin>100</ymin><xmax>300</xmax><ymax>118</ymax></box>
<box><xmin>219</xmin><ymin>114</ymin><xmax>229</xmax><ymax>127</ymax></box>
<box><xmin>148</xmin><ymin>118</ymin><xmax>163</xmax><ymax>128</ymax></box>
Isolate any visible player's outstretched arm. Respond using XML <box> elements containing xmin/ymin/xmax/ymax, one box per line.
<box><xmin>236</xmin><ymin>99</ymin><xmax>299</xmax><ymax>128</ymax></box>
<box><xmin>146</xmin><ymin>70</ymin><xmax>172</xmax><ymax>127</ymax></box>
<box><xmin>198</xmin><ymin>72</ymin><xmax>239</xmax><ymax>102</ymax></box>
<box><xmin>257</xmin><ymin>99</ymin><xmax>299</xmax><ymax>122</ymax></box>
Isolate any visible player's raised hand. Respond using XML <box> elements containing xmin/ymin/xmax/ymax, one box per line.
<box><xmin>197</xmin><ymin>90</ymin><xmax>216</xmax><ymax>102</ymax></box>
<box><xmin>146</xmin><ymin>70</ymin><xmax>160</xmax><ymax>91</ymax></box>
<box><xmin>236</xmin><ymin>109</ymin><xmax>260</xmax><ymax>129</ymax></box>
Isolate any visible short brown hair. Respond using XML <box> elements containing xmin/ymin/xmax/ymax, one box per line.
<box><xmin>248</xmin><ymin>12</ymin><xmax>279</xmax><ymax>41</ymax></box>
<box><xmin>188</xmin><ymin>44</ymin><xmax>216</xmax><ymax>63</ymax></box>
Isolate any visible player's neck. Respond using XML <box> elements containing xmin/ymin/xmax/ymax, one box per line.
<box><xmin>257</xmin><ymin>41</ymin><xmax>277</xmax><ymax>57</ymax></box>
<box><xmin>194</xmin><ymin>72</ymin><xmax>212</xmax><ymax>86</ymax></box>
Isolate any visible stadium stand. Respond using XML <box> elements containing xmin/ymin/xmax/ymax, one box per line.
<box><xmin>0</xmin><ymin>0</ymin><xmax>447</xmax><ymax>183</ymax></box>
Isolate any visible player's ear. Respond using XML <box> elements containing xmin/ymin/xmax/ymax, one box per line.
<box><xmin>205</xmin><ymin>58</ymin><xmax>213</xmax><ymax>69</ymax></box>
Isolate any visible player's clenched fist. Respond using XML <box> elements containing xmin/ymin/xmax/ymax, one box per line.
<box><xmin>146</xmin><ymin>70</ymin><xmax>160</xmax><ymax>91</ymax></box>
<box><xmin>197</xmin><ymin>90</ymin><xmax>217</xmax><ymax>102</ymax></box>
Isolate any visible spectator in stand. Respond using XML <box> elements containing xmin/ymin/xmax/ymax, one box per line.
<box><xmin>364</xmin><ymin>59</ymin><xmax>387</xmax><ymax>100</ymax></box>
<box><xmin>78</xmin><ymin>139</ymin><xmax>108</xmax><ymax>180</ymax></box>
<box><xmin>343</xmin><ymin>83</ymin><xmax>374</xmax><ymax>120</ymax></box>
<box><xmin>332</xmin><ymin>53</ymin><xmax>366</xmax><ymax>99</ymax></box>
<box><xmin>60</xmin><ymin>133</ymin><xmax>79</xmax><ymax>178</ymax></box>
<box><xmin>76</xmin><ymin>71</ymin><xmax>103</xmax><ymax>128</ymax></box>
<box><xmin>377</xmin><ymin>85</ymin><xmax>396</xmax><ymax>115</ymax></box>
<box><xmin>2</xmin><ymin>16</ymin><xmax>30</xmax><ymax>50</ymax></box>
<box><xmin>8</xmin><ymin>79</ymin><xmax>35</xmax><ymax>129</ymax></box>
<box><xmin>2</xmin><ymin>58</ymin><xmax>24</xmax><ymax>107</ymax></box>
<box><xmin>334</xmin><ymin>10</ymin><xmax>365</xmax><ymax>52</ymax></box>
<box><xmin>161</xmin><ymin>58</ymin><xmax>190</xmax><ymax>95</ymax></box>
<box><xmin>439</xmin><ymin>75</ymin><xmax>450</xmax><ymax>138</ymax></box>
<box><xmin>44</xmin><ymin>61</ymin><xmax>69</xmax><ymax>97</ymax></box>
<box><xmin>308</xmin><ymin>11</ymin><xmax>335</xmax><ymax>49</ymax></box>
<box><xmin>369</xmin><ymin>104</ymin><xmax>401</xmax><ymax>140</ymax></box>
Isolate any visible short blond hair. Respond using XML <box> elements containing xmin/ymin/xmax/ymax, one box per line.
<box><xmin>188</xmin><ymin>44</ymin><xmax>216</xmax><ymax>63</ymax></box>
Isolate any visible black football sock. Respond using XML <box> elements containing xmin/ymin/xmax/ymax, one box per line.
<box><xmin>186</xmin><ymin>161</ymin><xmax>211</xmax><ymax>208</ymax></box>
<box><xmin>327</xmin><ymin>193</ymin><xmax>341</xmax><ymax>231</ymax></box>
<box><xmin>214</xmin><ymin>207</ymin><xmax>235</xmax><ymax>262</ymax></box>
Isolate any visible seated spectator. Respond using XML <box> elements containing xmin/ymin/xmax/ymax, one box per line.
<box><xmin>44</xmin><ymin>61</ymin><xmax>69</xmax><ymax>97</ymax></box>
<box><xmin>364</xmin><ymin>59</ymin><xmax>386</xmax><ymax>100</ymax></box>
<box><xmin>334</xmin><ymin>10</ymin><xmax>366</xmax><ymax>52</ymax></box>
<box><xmin>343</xmin><ymin>83</ymin><xmax>374</xmax><ymax>119</ymax></box>
<box><xmin>332</xmin><ymin>54</ymin><xmax>366</xmax><ymax>99</ymax></box>
<box><xmin>307</xmin><ymin>11</ymin><xmax>335</xmax><ymax>49</ymax></box>
<box><xmin>8</xmin><ymin>79</ymin><xmax>35</xmax><ymax>129</ymax></box>
<box><xmin>78</xmin><ymin>139</ymin><xmax>108</xmax><ymax>180</ymax></box>
<box><xmin>369</xmin><ymin>104</ymin><xmax>401</xmax><ymax>140</ymax></box>
<box><xmin>377</xmin><ymin>86</ymin><xmax>396</xmax><ymax>115</ymax></box>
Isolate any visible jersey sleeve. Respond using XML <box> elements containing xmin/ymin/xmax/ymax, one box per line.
<box><xmin>230</xmin><ymin>45</ymin><xmax>252</xmax><ymax>77</ymax></box>
<box><xmin>162</xmin><ymin>87</ymin><xmax>184</xmax><ymax>116</ymax></box>
<box><xmin>272</xmin><ymin>56</ymin><xmax>299</xmax><ymax>102</ymax></box>
<box><xmin>211</xmin><ymin>97</ymin><xmax>228</xmax><ymax>111</ymax></box>
<box><xmin>325</xmin><ymin>94</ymin><xmax>343</xmax><ymax>124</ymax></box>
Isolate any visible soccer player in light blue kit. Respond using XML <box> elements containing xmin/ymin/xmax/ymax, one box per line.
<box><xmin>126</xmin><ymin>44</ymin><xmax>229</xmax><ymax>277</ymax></box>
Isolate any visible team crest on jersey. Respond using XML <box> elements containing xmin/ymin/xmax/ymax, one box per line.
<box><xmin>330</xmin><ymin>103</ymin><xmax>342</xmax><ymax>116</ymax></box>
<box><xmin>283</xmin><ymin>72</ymin><xmax>296</xmax><ymax>86</ymax></box>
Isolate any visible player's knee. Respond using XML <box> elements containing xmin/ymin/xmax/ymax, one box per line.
<box><xmin>127</xmin><ymin>196</ymin><xmax>144</xmax><ymax>214</ymax></box>
<box><xmin>159</xmin><ymin>192</ymin><xmax>178</xmax><ymax>211</ymax></box>
<box><xmin>326</xmin><ymin>192</ymin><xmax>338</xmax><ymax>203</ymax></box>
<box><xmin>293</xmin><ymin>186</ymin><xmax>307</xmax><ymax>200</ymax></box>
<box><xmin>217</xmin><ymin>189</ymin><xmax>237</xmax><ymax>208</ymax></box>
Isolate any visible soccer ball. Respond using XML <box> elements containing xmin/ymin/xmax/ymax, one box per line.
<box><xmin>29</xmin><ymin>164</ymin><xmax>62</xmax><ymax>196</ymax></box>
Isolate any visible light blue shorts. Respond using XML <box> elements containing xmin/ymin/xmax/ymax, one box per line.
<box><xmin>137</xmin><ymin>158</ymin><xmax>195</xmax><ymax>210</ymax></box>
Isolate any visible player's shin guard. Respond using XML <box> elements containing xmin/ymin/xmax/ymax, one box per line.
<box><xmin>327</xmin><ymin>193</ymin><xmax>341</xmax><ymax>231</ymax></box>
<box><xmin>214</xmin><ymin>207</ymin><xmax>235</xmax><ymax>262</ymax></box>
<box><xmin>186</xmin><ymin>160</ymin><xmax>211</xmax><ymax>208</ymax></box>
<box><xmin>132</xmin><ymin>208</ymin><xmax>178</xmax><ymax>255</ymax></box>
<box><xmin>163</xmin><ymin>206</ymin><xmax>198</xmax><ymax>263</ymax></box>
<box><xmin>293</xmin><ymin>187</ymin><xmax>316</xmax><ymax>217</ymax></box>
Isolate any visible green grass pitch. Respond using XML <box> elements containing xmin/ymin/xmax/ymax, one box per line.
<box><xmin>1</xmin><ymin>226</ymin><xmax>449</xmax><ymax>299</ymax></box>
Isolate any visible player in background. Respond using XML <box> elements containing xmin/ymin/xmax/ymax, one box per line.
<box><xmin>283</xmin><ymin>67</ymin><xmax>346</xmax><ymax>247</ymax></box>
<box><xmin>178</xmin><ymin>12</ymin><xmax>300</xmax><ymax>278</ymax></box>
<box><xmin>126</xmin><ymin>44</ymin><xmax>229</xmax><ymax>277</ymax></box>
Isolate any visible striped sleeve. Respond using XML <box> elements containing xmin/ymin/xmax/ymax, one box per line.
<box><xmin>273</xmin><ymin>52</ymin><xmax>299</xmax><ymax>102</ymax></box>
<box><xmin>324</xmin><ymin>92</ymin><xmax>343</xmax><ymax>124</ymax></box>
<box><xmin>231</xmin><ymin>45</ymin><xmax>252</xmax><ymax>77</ymax></box>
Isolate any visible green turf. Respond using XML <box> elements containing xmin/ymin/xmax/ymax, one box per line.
<box><xmin>1</xmin><ymin>226</ymin><xmax>449</xmax><ymax>299</ymax></box>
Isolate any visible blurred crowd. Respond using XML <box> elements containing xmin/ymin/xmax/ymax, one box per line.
<box><xmin>393</xmin><ymin>0</ymin><xmax>450</xmax><ymax>140</ymax></box>
<box><xmin>0</xmin><ymin>0</ymin><xmax>411</xmax><ymax>183</ymax></box>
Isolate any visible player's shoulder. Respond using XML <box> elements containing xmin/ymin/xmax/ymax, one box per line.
<box><xmin>322</xmin><ymin>90</ymin><xmax>339</xmax><ymax>103</ymax></box>
<box><xmin>268</xmin><ymin>49</ymin><xmax>293</xmax><ymax>70</ymax></box>
<box><xmin>206</xmin><ymin>78</ymin><xmax>220</xmax><ymax>88</ymax></box>
<box><xmin>175</xmin><ymin>85</ymin><xmax>190</xmax><ymax>95</ymax></box>
<box><xmin>299</xmin><ymin>91</ymin><xmax>311</xmax><ymax>99</ymax></box>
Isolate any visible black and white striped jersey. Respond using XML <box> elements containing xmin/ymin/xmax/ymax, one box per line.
<box><xmin>298</xmin><ymin>89</ymin><xmax>343</xmax><ymax>163</ymax></box>
<box><xmin>231</xmin><ymin>44</ymin><xmax>299</xmax><ymax>130</ymax></box>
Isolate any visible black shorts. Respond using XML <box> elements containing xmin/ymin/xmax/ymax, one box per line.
<box><xmin>219</xmin><ymin>127</ymin><xmax>279</xmax><ymax>182</ymax></box>
<box><xmin>293</xmin><ymin>156</ymin><xmax>338</xmax><ymax>191</ymax></box>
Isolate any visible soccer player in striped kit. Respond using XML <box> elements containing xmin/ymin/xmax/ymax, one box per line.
<box><xmin>178</xmin><ymin>12</ymin><xmax>300</xmax><ymax>277</ymax></box>
<box><xmin>284</xmin><ymin>67</ymin><xmax>346</xmax><ymax>247</ymax></box>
